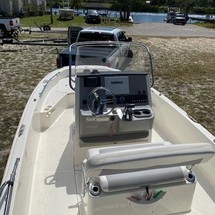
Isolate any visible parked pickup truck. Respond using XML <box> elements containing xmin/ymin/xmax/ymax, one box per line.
<box><xmin>56</xmin><ymin>27</ymin><xmax>132</xmax><ymax>68</ymax></box>
<box><xmin>0</xmin><ymin>17</ymin><xmax>20</xmax><ymax>38</ymax></box>
<box><xmin>173</xmin><ymin>13</ymin><xmax>188</xmax><ymax>25</ymax></box>
<box><xmin>66</xmin><ymin>44</ymin><xmax>131</xmax><ymax>69</ymax></box>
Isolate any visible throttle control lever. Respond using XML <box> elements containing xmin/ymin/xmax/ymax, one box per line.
<box><xmin>123</xmin><ymin>104</ymin><xmax>135</xmax><ymax>121</ymax></box>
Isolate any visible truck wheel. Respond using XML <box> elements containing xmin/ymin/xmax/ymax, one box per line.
<box><xmin>127</xmin><ymin>50</ymin><xmax>133</xmax><ymax>58</ymax></box>
<box><xmin>43</xmin><ymin>25</ymin><xmax>51</xmax><ymax>31</ymax></box>
<box><xmin>0</xmin><ymin>25</ymin><xmax>7</xmax><ymax>37</ymax></box>
<box><xmin>0</xmin><ymin>29</ymin><xmax>4</xmax><ymax>37</ymax></box>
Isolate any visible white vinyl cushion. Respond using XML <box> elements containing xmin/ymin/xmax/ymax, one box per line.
<box><xmin>83</xmin><ymin>142</ymin><xmax>215</xmax><ymax>177</ymax></box>
<box><xmin>99</xmin><ymin>166</ymin><xmax>188</xmax><ymax>192</ymax></box>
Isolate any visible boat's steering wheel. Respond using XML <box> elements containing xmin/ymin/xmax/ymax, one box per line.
<box><xmin>87</xmin><ymin>87</ymin><xmax>116</xmax><ymax>115</ymax></box>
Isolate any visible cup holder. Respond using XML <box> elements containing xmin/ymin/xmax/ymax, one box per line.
<box><xmin>133</xmin><ymin>109</ymin><xmax>152</xmax><ymax>118</ymax></box>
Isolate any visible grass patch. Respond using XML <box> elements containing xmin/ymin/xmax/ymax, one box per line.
<box><xmin>147</xmin><ymin>37</ymin><xmax>215</xmax><ymax>135</ymax></box>
<box><xmin>20</xmin><ymin>15</ymin><xmax>84</xmax><ymax>28</ymax></box>
<box><xmin>194</xmin><ymin>22</ymin><xmax>215</xmax><ymax>29</ymax></box>
<box><xmin>20</xmin><ymin>15</ymin><xmax>132</xmax><ymax>29</ymax></box>
<box><xmin>0</xmin><ymin>153</ymin><xmax>9</xmax><ymax>181</ymax></box>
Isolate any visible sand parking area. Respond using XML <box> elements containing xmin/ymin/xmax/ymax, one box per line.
<box><xmin>122</xmin><ymin>22</ymin><xmax>215</xmax><ymax>38</ymax></box>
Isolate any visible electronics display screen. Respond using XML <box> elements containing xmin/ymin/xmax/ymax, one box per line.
<box><xmin>80</xmin><ymin>73</ymin><xmax>149</xmax><ymax>109</ymax></box>
<box><xmin>104</xmin><ymin>76</ymin><xmax>129</xmax><ymax>95</ymax></box>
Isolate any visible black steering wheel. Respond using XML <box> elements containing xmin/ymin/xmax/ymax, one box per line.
<box><xmin>87</xmin><ymin>87</ymin><xmax>116</xmax><ymax>115</ymax></box>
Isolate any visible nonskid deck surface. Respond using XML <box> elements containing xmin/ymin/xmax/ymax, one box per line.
<box><xmin>28</xmin><ymin>108</ymin><xmax>215</xmax><ymax>215</ymax></box>
<box><xmin>29</xmin><ymin>109</ymin><xmax>79</xmax><ymax>214</ymax></box>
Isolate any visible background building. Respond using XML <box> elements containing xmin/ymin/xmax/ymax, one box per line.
<box><xmin>0</xmin><ymin>0</ymin><xmax>11</xmax><ymax>14</ymax></box>
<box><xmin>0</xmin><ymin>0</ymin><xmax>46</xmax><ymax>16</ymax></box>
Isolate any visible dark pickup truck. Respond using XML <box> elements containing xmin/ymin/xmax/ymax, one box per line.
<box><xmin>56</xmin><ymin>27</ymin><xmax>132</xmax><ymax>68</ymax></box>
<box><xmin>173</xmin><ymin>13</ymin><xmax>188</xmax><ymax>25</ymax></box>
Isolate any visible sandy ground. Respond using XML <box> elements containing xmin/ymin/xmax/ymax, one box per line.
<box><xmin>122</xmin><ymin>22</ymin><xmax>215</xmax><ymax>37</ymax></box>
<box><xmin>0</xmin><ymin>30</ymin><xmax>215</xmax><ymax>178</ymax></box>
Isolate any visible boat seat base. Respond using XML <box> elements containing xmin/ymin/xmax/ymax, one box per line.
<box><xmin>84</xmin><ymin>169</ymin><xmax>196</xmax><ymax>215</ymax></box>
<box><xmin>81</xmin><ymin>141</ymin><xmax>215</xmax><ymax>215</ymax></box>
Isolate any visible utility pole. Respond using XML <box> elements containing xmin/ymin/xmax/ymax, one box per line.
<box><xmin>184</xmin><ymin>0</ymin><xmax>188</xmax><ymax>13</ymax></box>
<box><xmin>50</xmin><ymin>0</ymin><xmax>53</xmax><ymax>24</ymax></box>
<box><xmin>184</xmin><ymin>0</ymin><xmax>188</xmax><ymax>19</ymax></box>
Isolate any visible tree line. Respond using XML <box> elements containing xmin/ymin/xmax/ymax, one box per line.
<box><xmin>50</xmin><ymin>0</ymin><xmax>215</xmax><ymax>11</ymax></box>
<box><xmin>109</xmin><ymin>0</ymin><xmax>215</xmax><ymax>18</ymax></box>
<box><xmin>18</xmin><ymin>0</ymin><xmax>215</xmax><ymax>19</ymax></box>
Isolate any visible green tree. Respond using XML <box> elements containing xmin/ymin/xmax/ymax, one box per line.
<box><xmin>151</xmin><ymin>0</ymin><xmax>167</xmax><ymax>6</ymax></box>
<box><xmin>112</xmin><ymin>0</ymin><xmax>135</xmax><ymax>20</ymax></box>
<box><xmin>47</xmin><ymin>0</ymin><xmax>61</xmax><ymax>8</ymax></box>
<box><xmin>194</xmin><ymin>0</ymin><xmax>214</xmax><ymax>7</ymax></box>
<box><xmin>113</xmin><ymin>0</ymin><xmax>160</xmax><ymax>13</ymax></box>
<box><xmin>70</xmin><ymin>0</ymin><xmax>82</xmax><ymax>11</ymax></box>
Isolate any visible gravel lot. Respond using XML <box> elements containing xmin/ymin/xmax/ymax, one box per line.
<box><xmin>0</xmin><ymin>23</ymin><xmax>215</xmax><ymax>179</ymax></box>
<box><xmin>122</xmin><ymin>22</ymin><xmax>215</xmax><ymax>38</ymax></box>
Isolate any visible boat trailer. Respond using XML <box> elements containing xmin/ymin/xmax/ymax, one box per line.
<box><xmin>0</xmin><ymin>28</ymin><xmax>67</xmax><ymax>47</ymax></box>
<box><xmin>0</xmin><ymin>25</ymin><xmax>81</xmax><ymax>47</ymax></box>
<box><xmin>0</xmin><ymin>38</ymin><xmax>68</xmax><ymax>47</ymax></box>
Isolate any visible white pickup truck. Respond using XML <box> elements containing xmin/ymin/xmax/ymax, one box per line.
<box><xmin>56</xmin><ymin>27</ymin><xmax>132</xmax><ymax>68</ymax></box>
<box><xmin>0</xmin><ymin>17</ymin><xmax>20</xmax><ymax>38</ymax></box>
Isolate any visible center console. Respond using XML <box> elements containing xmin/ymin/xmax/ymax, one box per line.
<box><xmin>75</xmin><ymin>71</ymin><xmax>154</xmax><ymax>144</ymax></box>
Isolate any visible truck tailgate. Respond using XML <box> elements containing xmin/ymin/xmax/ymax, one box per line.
<box><xmin>57</xmin><ymin>45</ymin><xmax>119</xmax><ymax>67</ymax></box>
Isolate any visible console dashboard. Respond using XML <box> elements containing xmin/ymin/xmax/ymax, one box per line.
<box><xmin>77</xmin><ymin>72</ymin><xmax>152</xmax><ymax>110</ymax></box>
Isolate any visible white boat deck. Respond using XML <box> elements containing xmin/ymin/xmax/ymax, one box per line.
<box><xmin>29</xmin><ymin>109</ymin><xmax>78</xmax><ymax>214</ymax></box>
<box><xmin>27</xmin><ymin>107</ymin><xmax>215</xmax><ymax>215</ymax></box>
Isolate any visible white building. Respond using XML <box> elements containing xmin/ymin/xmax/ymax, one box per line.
<box><xmin>0</xmin><ymin>0</ymin><xmax>11</xmax><ymax>13</ymax></box>
<box><xmin>0</xmin><ymin>0</ymin><xmax>46</xmax><ymax>15</ymax></box>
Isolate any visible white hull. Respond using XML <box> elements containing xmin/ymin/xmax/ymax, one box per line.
<box><xmin>1</xmin><ymin>44</ymin><xmax>215</xmax><ymax>215</ymax></box>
